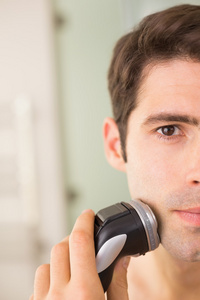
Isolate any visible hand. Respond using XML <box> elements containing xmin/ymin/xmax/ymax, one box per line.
<box><xmin>29</xmin><ymin>209</ymin><xmax>130</xmax><ymax>300</ymax></box>
<box><xmin>107</xmin><ymin>256</ymin><xmax>130</xmax><ymax>300</ymax></box>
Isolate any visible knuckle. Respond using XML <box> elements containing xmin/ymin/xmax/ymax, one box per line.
<box><xmin>112</xmin><ymin>277</ymin><xmax>128</xmax><ymax>290</ymax></box>
<box><xmin>35</xmin><ymin>264</ymin><xmax>50</xmax><ymax>277</ymax></box>
<box><xmin>78</xmin><ymin>286</ymin><xmax>93</xmax><ymax>299</ymax></box>
<box><xmin>70</xmin><ymin>230</ymin><xmax>91</xmax><ymax>246</ymax></box>
<box><xmin>48</xmin><ymin>289</ymin><xmax>63</xmax><ymax>300</ymax></box>
<box><xmin>77</xmin><ymin>292</ymin><xmax>90</xmax><ymax>300</ymax></box>
<box><xmin>71</xmin><ymin>285</ymin><xmax>92</xmax><ymax>300</ymax></box>
<box><xmin>51</xmin><ymin>241</ymin><xmax>68</xmax><ymax>257</ymax></box>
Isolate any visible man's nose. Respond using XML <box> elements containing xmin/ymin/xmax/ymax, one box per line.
<box><xmin>185</xmin><ymin>140</ymin><xmax>200</xmax><ymax>186</ymax></box>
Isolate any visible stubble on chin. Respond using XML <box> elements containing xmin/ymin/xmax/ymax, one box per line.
<box><xmin>157</xmin><ymin>189</ymin><xmax>200</xmax><ymax>262</ymax></box>
<box><xmin>160</xmin><ymin>229</ymin><xmax>200</xmax><ymax>262</ymax></box>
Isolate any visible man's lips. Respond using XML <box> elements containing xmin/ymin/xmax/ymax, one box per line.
<box><xmin>175</xmin><ymin>208</ymin><xmax>200</xmax><ymax>226</ymax></box>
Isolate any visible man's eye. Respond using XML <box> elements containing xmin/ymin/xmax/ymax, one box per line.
<box><xmin>157</xmin><ymin>125</ymin><xmax>180</xmax><ymax>136</ymax></box>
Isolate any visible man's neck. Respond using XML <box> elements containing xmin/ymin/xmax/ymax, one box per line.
<box><xmin>155</xmin><ymin>245</ymin><xmax>200</xmax><ymax>292</ymax></box>
<box><xmin>127</xmin><ymin>245</ymin><xmax>200</xmax><ymax>299</ymax></box>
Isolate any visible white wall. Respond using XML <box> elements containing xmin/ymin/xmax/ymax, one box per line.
<box><xmin>0</xmin><ymin>1</ymin><xmax>66</xmax><ymax>299</ymax></box>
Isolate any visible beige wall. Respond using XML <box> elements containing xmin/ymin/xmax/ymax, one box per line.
<box><xmin>54</xmin><ymin>0</ymin><xmax>130</xmax><ymax>230</ymax></box>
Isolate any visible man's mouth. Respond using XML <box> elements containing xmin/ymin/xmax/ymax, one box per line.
<box><xmin>175</xmin><ymin>208</ymin><xmax>200</xmax><ymax>226</ymax></box>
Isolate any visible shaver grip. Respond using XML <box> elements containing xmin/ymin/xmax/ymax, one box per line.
<box><xmin>98</xmin><ymin>260</ymin><xmax>117</xmax><ymax>292</ymax></box>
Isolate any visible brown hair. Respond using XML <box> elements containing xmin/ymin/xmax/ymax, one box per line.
<box><xmin>108</xmin><ymin>4</ymin><xmax>200</xmax><ymax>161</ymax></box>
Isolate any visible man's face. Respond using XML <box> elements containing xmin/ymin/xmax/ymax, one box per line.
<box><xmin>125</xmin><ymin>59</ymin><xmax>200</xmax><ymax>262</ymax></box>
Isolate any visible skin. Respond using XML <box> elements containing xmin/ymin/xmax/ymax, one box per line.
<box><xmin>30</xmin><ymin>209</ymin><xmax>130</xmax><ymax>300</ymax></box>
<box><xmin>104</xmin><ymin>59</ymin><xmax>200</xmax><ymax>299</ymax></box>
<box><xmin>31</xmin><ymin>59</ymin><xmax>200</xmax><ymax>299</ymax></box>
<box><xmin>125</xmin><ymin>59</ymin><xmax>200</xmax><ymax>263</ymax></box>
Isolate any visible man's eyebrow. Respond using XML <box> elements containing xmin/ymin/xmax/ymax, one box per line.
<box><xmin>142</xmin><ymin>113</ymin><xmax>200</xmax><ymax>127</ymax></box>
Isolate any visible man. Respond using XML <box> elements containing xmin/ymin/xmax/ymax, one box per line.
<box><xmin>30</xmin><ymin>4</ymin><xmax>200</xmax><ymax>299</ymax></box>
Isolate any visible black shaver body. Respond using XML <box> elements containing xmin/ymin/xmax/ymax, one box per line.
<box><xmin>94</xmin><ymin>199</ymin><xmax>160</xmax><ymax>292</ymax></box>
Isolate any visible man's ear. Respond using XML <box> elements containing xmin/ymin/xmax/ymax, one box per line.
<box><xmin>103</xmin><ymin>117</ymin><xmax>126</xmax><ymax>172</ymax></box>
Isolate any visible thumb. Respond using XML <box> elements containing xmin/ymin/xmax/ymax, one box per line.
<box><xmin>107</xmin><ymin>256</ymin><xmax>130</xmax><ymax>300</ymax></box>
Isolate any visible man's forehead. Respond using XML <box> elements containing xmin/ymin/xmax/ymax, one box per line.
<box><xmin>140</xmin><ymin>59</ymin><xmax>200</xmax><ymax>91</ymax></box>
<box><xmin>135</xmin><ymin>59</ymin><xmax>200</xmax><ymax>111</ymax></box>
<box><xmin>128</xmin><ymin>60</ymin><xmax>200</xmax><ymax>129</ymax></box>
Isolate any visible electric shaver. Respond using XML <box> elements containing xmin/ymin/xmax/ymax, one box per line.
<box><xmin>94</xmin><ymin>199</ymin><xmax>160</xmax><ymax>292</ymax></box>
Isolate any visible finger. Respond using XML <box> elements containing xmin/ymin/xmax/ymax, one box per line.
<box><xmin>50</xmin><ymin>236</ymin><xmax>70</xmax><ymax>290</ymax></box>
<box><xmin>34</xmin><ymin>264</ymin><xmax>50</xmax><ymax>299</ymax></box>
<box><xmin>69</xmin><ymin>209</ymin><xmax>98</xmax><ymax>282</ymax></box>
<box><xmin>29</xmin><ymin>294</ymin><xmax>34</xmax><ymax>300</ymax></box>
<box><xmin>107</xmin><ymin>257</ymin><xmax>130</xmax><ymax>300</ymax></box>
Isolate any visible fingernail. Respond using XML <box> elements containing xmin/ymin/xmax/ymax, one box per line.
<box><xmin>123</xmin><ymin>257</ymin><xmax>130</xmax><ymax>269</ymax></box>
<box><xmin>81</xmin><ymin>209</ymin><xmax>93</xmax><ymax>214</ymax></box>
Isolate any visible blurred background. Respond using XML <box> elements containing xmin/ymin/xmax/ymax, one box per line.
<box><xmin>0</xmin><ymin>0</ymin><xmax>199</xmax><ymax>299</ymax></box>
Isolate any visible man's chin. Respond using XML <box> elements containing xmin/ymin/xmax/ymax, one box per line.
<box><xmin>161</xmin><ymin>236</ymin><xmax>200</xmax><ymax>263</ymax></box>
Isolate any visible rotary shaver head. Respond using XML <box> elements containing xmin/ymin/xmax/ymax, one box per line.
<box><xmin>94</xmin><ymin>199</ymin><xmax>160</xmax><ymax>292</ymax></box>
<box><xmin>129</xmin><ymin>199</ymin><xmax>160</xmax><ymax>251</ymax></box>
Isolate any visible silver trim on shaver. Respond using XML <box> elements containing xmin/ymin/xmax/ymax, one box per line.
<box><xmin>130</xmin><ymin>199</ymin><xmax>160</xmax><ymax>251</ymax></box>
<box><xmin>96</xmin><ymin>234</ymin><xmax>127</xmax><ymax>273</ymax></box>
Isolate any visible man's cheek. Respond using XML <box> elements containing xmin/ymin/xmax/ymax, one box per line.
<box><xmin>136</xmin><ymin>159</ymin><xmax>170</xmax><ymax>191</ymax></box>
<box><xmin>126</xmin><ymin>164</ymin><xmax>161</xmax><ymax>201</ymax></box>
